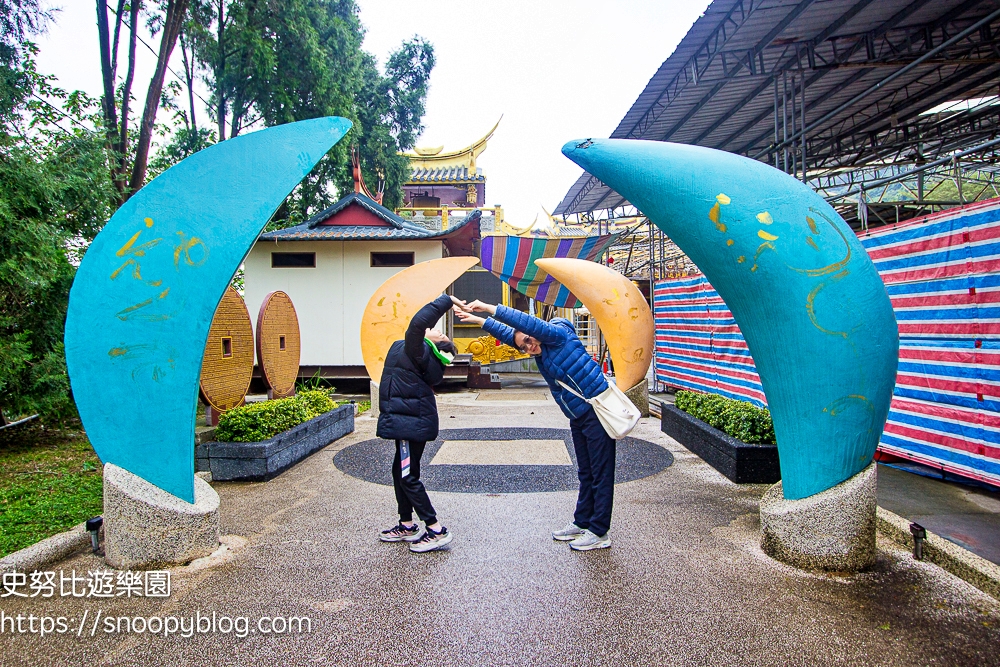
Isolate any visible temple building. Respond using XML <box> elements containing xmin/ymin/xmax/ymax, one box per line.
<box><xmin>397</xmin><ymin>120</ymin><xmax>502</xmax><ymax>234</ymax></box>
<box><xmin>243</xmin><ymin>191</ymin><xmax>482</xmax><ymax>381</ymax></box>
<box><xmin>402</xmin><ymin>120</ymin><xmax>496</xmax><ymax>208</ymax></box>
<box><xmin>241</xmin><ymin>121</ymin><xmax>616</xmax><ymax>382</ymax></box>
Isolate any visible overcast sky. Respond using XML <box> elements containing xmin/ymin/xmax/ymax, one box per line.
<box><xmin>35</xmin><ymin>1</ymin><xmax>710</xmax><ymax>225</ymax></box>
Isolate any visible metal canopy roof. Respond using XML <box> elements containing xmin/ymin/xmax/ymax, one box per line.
<box><xmin>555</xmin><ymin>0</ymin><xmax>1000</xmax><ymax>226</ymax></box>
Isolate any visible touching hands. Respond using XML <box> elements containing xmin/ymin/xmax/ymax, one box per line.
<box><xmin>455</xmin><ymin>310</ymin><xmax>486</xmax><ymax>326</ymax></box>
<box><xmin>449</xmin><ymin>296</ymin><xmax>495</xmax><ymax>325</ymax></box>
<box><xmin>463</xmin><ymin>299</ymin><xmax>497</xmax><ymax>315</ymax></box>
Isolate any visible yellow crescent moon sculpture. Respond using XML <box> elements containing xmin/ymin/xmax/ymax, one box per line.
<box><xmin>361</xmin><ymin>256</ymin><xmax>481</xmax><ymax>381</ymax></box>
<box><xmin>534</xmin><ymin>258</ymin><xmax>653</xmax><ymax>390</ymax></box>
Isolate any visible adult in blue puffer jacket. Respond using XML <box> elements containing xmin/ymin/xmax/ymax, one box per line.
<box><xmin>457</xmin><ymin>299</ymin><xmax>615</xmax><ymax>551</ymax></box>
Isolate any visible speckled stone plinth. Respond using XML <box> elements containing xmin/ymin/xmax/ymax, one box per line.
<box><xmin>624</xmin><ymin>379</ymin><xmax>650</xmax><ymax>418</ymax></box>
<box><xmin>103</xmin><ymin>463</ymin><xmax>220</xmax><ymax>570</ymax></box>
<box><xmin>370</xmin><ymin>380</ymin><xmax>380</xmax><ymax>418</ymax></box>
<box><xmin>760</xmin><ymin>463</ymin><xmax>876</xmax><ymax>572</ymax></box>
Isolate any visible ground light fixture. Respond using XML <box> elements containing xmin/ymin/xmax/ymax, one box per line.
<box><xmin>86</xmin><ymin>516</ymin><xmax>104</xmax><ymax>554</ymax></box>
<box><xmin>909</xmin><ymin>522</ymin><xmax>927</xmax><ymax>560</ymax></box>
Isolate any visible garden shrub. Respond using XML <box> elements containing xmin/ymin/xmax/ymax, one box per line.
<box><xmin>673</xmin><ymin>390</ymin><xmax>776</xmax><ymax>444</ymax></box>
<box><xmin>295</xmin><ymin>389</ymin><xmax>336</xmax><ymax>417</ymax></box>
<box><xmin>215</xmin><ymin>390</ymin><xmax>336</xmax><ymax>442</ymax></box>
<box><xmin>698</xmin><ymin>394</ymin><xmax>730</xmax><ymax>431</ymax></box>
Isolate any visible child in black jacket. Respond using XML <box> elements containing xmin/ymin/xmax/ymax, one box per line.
<box><xmin>377</xmin><ymin>294</ymin><xmax>463</xmax><ymax>553</ymax></box>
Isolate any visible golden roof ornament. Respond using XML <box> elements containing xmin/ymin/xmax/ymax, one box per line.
<box><xmin>403</xmin><ymin>117</ymin><xmax>501</xmax><ymax>173</ymax></box>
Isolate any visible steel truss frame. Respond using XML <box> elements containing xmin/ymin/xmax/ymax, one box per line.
<box><xmin>556</xmin><ymin>0</ymin><xmax>1000</xmax><ymax>231</ymax></box>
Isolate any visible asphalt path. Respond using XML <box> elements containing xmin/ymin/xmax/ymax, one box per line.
<box><xmin>2</xmin><ymin>385</ymin><xmax>998</xmax><ymax>666</ymax></box>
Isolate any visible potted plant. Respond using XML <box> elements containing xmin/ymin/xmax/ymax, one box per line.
<box><xmin>660</xmin><ymin>391</ymin><xmax>780</xmax><ymax>484</ymax></box>
<box><xmin>197</xmin><ymin>390</ymin><xmax>354</xmax><ymax>481</ymax></box>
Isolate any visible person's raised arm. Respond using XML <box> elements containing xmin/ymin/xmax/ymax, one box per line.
<box><xmin>457</xmin><ymin>309</ymin><xmax>516</xmax><ymax>348</ymax></box>
<box><xmin>404</xmin><ymin>295</ymin><xmax>456</xmax><ymax>363</ymax></box>
<box><xmin>466</xmin><ymin>300</ymin><xmax>564</xmax><ymax>344</ymax></box>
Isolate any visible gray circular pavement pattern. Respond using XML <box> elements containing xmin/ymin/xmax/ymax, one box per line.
<box><xmin>333</xmin><ymin>427</ymin><xmax>674</xmax><ymax>493</ymax></box>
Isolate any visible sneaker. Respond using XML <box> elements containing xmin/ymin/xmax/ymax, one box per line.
<box><xmin>409</xmin><ymin>526</ymin><xmax>453</xmax><ymax>553</ymax></box>
<box><xmin>379</xmin><ymin>523</ymin><xmax>423</xmax><ymax>543</ymax></box>
<box><xmin>569</xmin><ymin>529</ymin><xmax>611</xmax><ymax>551</ymax></box>
<box><xmin>552</xmin><ymin>523</ymin><xmax>587</xmax><ymax>541</ymax></box>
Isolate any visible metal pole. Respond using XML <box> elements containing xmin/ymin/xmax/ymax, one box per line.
<box><xmin>782</xmin><ymin>71</ymin><xmax>789</xmax><ymax>173</ymax></box>
<box><xmin>758</xmin><ymin>6</ymin><xmax>1000</xmax><ymax>160</ymax></box>
<box><xmin>791</xmin><ymin>74</ymin><xmax>797</xmax><ymax>179</ymax></box>
<box><xmin>659</xmin><ymin>227</ymin><xmax>665</xmax><ymax>280</ymax></box>
<box><xmin>827</xmin><ymin>136</ymin><xmax>1000</xmax><ymax>202</ymax></box>
<box><xmin>955</xmin><ymin>156</ymin><xmax>965</xmax><ymax>205</ymax></box>
<box><xmin>774</xmin><ymin>77</ymin><xmax>780</xmax><ymax>170</ymax></box>
<box><xmin>624</xmin><ymin>232</ymin><xmax>636</xmax><ymax>275</ymax></box>
<box><xmin>800</xmin><ymin>74</ymin><xmax>807</xmax><ymax>183</ymax></box>
<box><xmin>648</xmin><ymin>220</ymin><xmax>655</xmax><ymax>307</ymax></box>
<box><xmin>858</xmin><ymin>190</ymin><xmax>868</xmax><ymax>233</ymax></box>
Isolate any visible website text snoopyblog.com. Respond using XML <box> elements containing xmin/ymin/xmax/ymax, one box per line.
<box><xmin>0</xmin><ymin>610</ymin><xmax>312</xmax><ymax>638</ymax></box>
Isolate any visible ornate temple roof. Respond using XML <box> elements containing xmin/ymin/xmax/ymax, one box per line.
<box><xmin>497</xmin><ymin>206</ymin><xmax>645</xmax><ymax>238</ymax></box>
<box><xmin>402</xmin><ymin>118</ymin><xmax>500</xmax><ymax>184</ymax></box>
<box><xmin>408</xmin><ymin>165</ymin><xmax>484</xmax><ymax>183</ymax></box>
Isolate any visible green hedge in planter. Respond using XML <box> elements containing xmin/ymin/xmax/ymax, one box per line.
<box><xmin>215</xmin><ymin>390</ymin><xmax>336</xmax><ymax>443</ymax></box>
<box><xmin>674</xmin><ymin>390</ymin><xmax>776</xmax><ymax>445</ymax></box>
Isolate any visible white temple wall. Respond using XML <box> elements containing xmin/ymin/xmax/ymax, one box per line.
<box><xmin>243</xmin><ymin>239</ymin><xmax>444</xmax><ymax>369</ymax></box>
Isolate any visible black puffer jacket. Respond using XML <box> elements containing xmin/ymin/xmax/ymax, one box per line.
<box><xmin>376</xmin><ymin>294</ymin><xmax>453</xmax><ymax>442</ymax></box>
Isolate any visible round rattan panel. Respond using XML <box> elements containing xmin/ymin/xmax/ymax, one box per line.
<box><xmin>256</xmin><ymin>291</ymin><xmax>301</xmax><ymax>398</ymax></box>
<box><xmin>199</xmin><ymin>287</ymin><xmax>254</xmax><ymax>412</ymax></box>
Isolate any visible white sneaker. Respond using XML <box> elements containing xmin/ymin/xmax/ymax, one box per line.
<box><xmin>409</xmin><ymin>526</ymin><xmax>453</xmax><ymax>553</ymax></box>
<box><xmin>552</xmin><ymin>523</ymin><xmax>586</xmax><ymax>541</ymax></box>
<box><xmin>379</xmin><ymin>523</ymin><xmax>424</xmax><ymax>543</ymax></box>
<box><xmin>569</xmin><ymin>529</ymin><xmax>611</xmax><ymax>551</ymax></box>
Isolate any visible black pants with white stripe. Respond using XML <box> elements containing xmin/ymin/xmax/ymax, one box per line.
<box><xmin>392</xmin><ymin>439</ymin><xmax>436</xmax><ymax>525</ymax></box>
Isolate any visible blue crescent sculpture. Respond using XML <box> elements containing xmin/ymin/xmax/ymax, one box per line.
<box><xmin>563</xmin><ymin>139</ymin><xmax>898</xmax><ymax>500</ymax></box>
<box><xmin>65</xmin><ymin>117</ymin><xmax>351</xmax><ymax>502</ymax></box>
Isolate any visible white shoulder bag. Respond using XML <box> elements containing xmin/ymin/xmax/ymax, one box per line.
<box><xmin>557</xmin><ymin>378</ymin><xmax>641</xmax><ymax>439</ymax></box>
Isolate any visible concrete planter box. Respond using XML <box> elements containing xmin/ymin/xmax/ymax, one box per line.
<box><xmin>660</xmin><ymin>404</ymin><xmax>780</xmax><ymax>484</ymax></box>
<box><xmin>197</xmin><ymin>405</ymin><xmax>354</xmax><ymax>482</ymax></box>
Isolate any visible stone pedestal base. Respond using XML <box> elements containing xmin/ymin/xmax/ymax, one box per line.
<box><xmin>624</xmin><ymin>379</ymin><xmax>650</xmax><ymax>418</ymax></box>
<box><xmin>370</xmin><ymin>380</ymin><xmax>380</xmax><ymax>418</ymax></box>
<box><xmin>760</xmin><ymin>463</ymin><xmax>876</xmax><ymax>572</ymax></box>
<box><xmin>103</xmin><ymin>463</ymin><xmax>220</xmax><ymax>570</ymax></box>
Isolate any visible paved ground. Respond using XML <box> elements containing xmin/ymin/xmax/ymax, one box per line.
<box><xmin>877</xmin><ymin>463</ymin><xmax>1000</xmax><ymax>566</ymax></box>
<box><xmin>652</xmin><ymin>389</ymin><xmax>1000</xmax><ymax>567</ymax></box>
<box><xmin>2</xmin><ymin>383</ymin><xmax>1000</xmax><ymax>666</ymax></box>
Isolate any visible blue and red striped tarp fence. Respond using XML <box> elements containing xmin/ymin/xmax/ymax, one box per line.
<box><xmin>652</xmin><ymin>275</ymin><xmax>766</xmax><ymax>407</ymax></box>
<box><xmin>861</xmin><ymin>198</ymin><xmax>1000</xmax><ymax>487</ymax></box>
<box><xmin>653</xmin><ymin>197</ymin><xmax>1000</xmax><ymax>487</ymax></box>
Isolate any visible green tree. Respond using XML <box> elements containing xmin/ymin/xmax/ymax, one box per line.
<box><xmin>1</xmin><ymin>7</ymin><xmax>115</xmax><ymax>422</ymax></box>
<box><xmin>345</xmin><ymin>37</ymin><xmax>434</xmax><ymax>212</ymax></box>
<box><xmin>185</xmin><ymin>1</ymin><xmax>433</xmax><ymax>223</ymax></box>
<box><xmin>187</xmin><ymin>0</ymin><xmax>362</xmax><ymax>223</ymax></box>
<box><xmin>96</xmin><ymin>0</ymin><xmax>190</xmax><ymax>202</ymax></box>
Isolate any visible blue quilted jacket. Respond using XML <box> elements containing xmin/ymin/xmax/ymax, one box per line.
<box><xmin>482</xmin><ymin>305</ymin><xmax>608</xmax><ymax>420</ymax></box>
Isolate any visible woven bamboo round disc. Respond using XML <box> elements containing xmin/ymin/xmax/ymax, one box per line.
<box><xmin>199</xmin><ymin>287</ymin><xmax>254</xmax><ymax>412</ymax></box>
<box><xmin>256</xmin><ymin>291</ymin><xmax>301</xmax><ymax>398</ymax></box>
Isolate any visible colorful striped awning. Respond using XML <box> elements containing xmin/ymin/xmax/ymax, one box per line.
<box><xmin>479</xmin><ymin>234</ymin><xmax>619</xmax><ymax>308</ymax></box>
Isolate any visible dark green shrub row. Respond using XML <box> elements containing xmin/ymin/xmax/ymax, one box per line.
<box><xmin>674</xmin><ymin>390</ymin><xmax>776</xmax><ymax>444</ymax></box>
<box><xmin>215</xmin><ymin>390</ymin><xmax>336</xmax><ymax>443</ymax></box>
